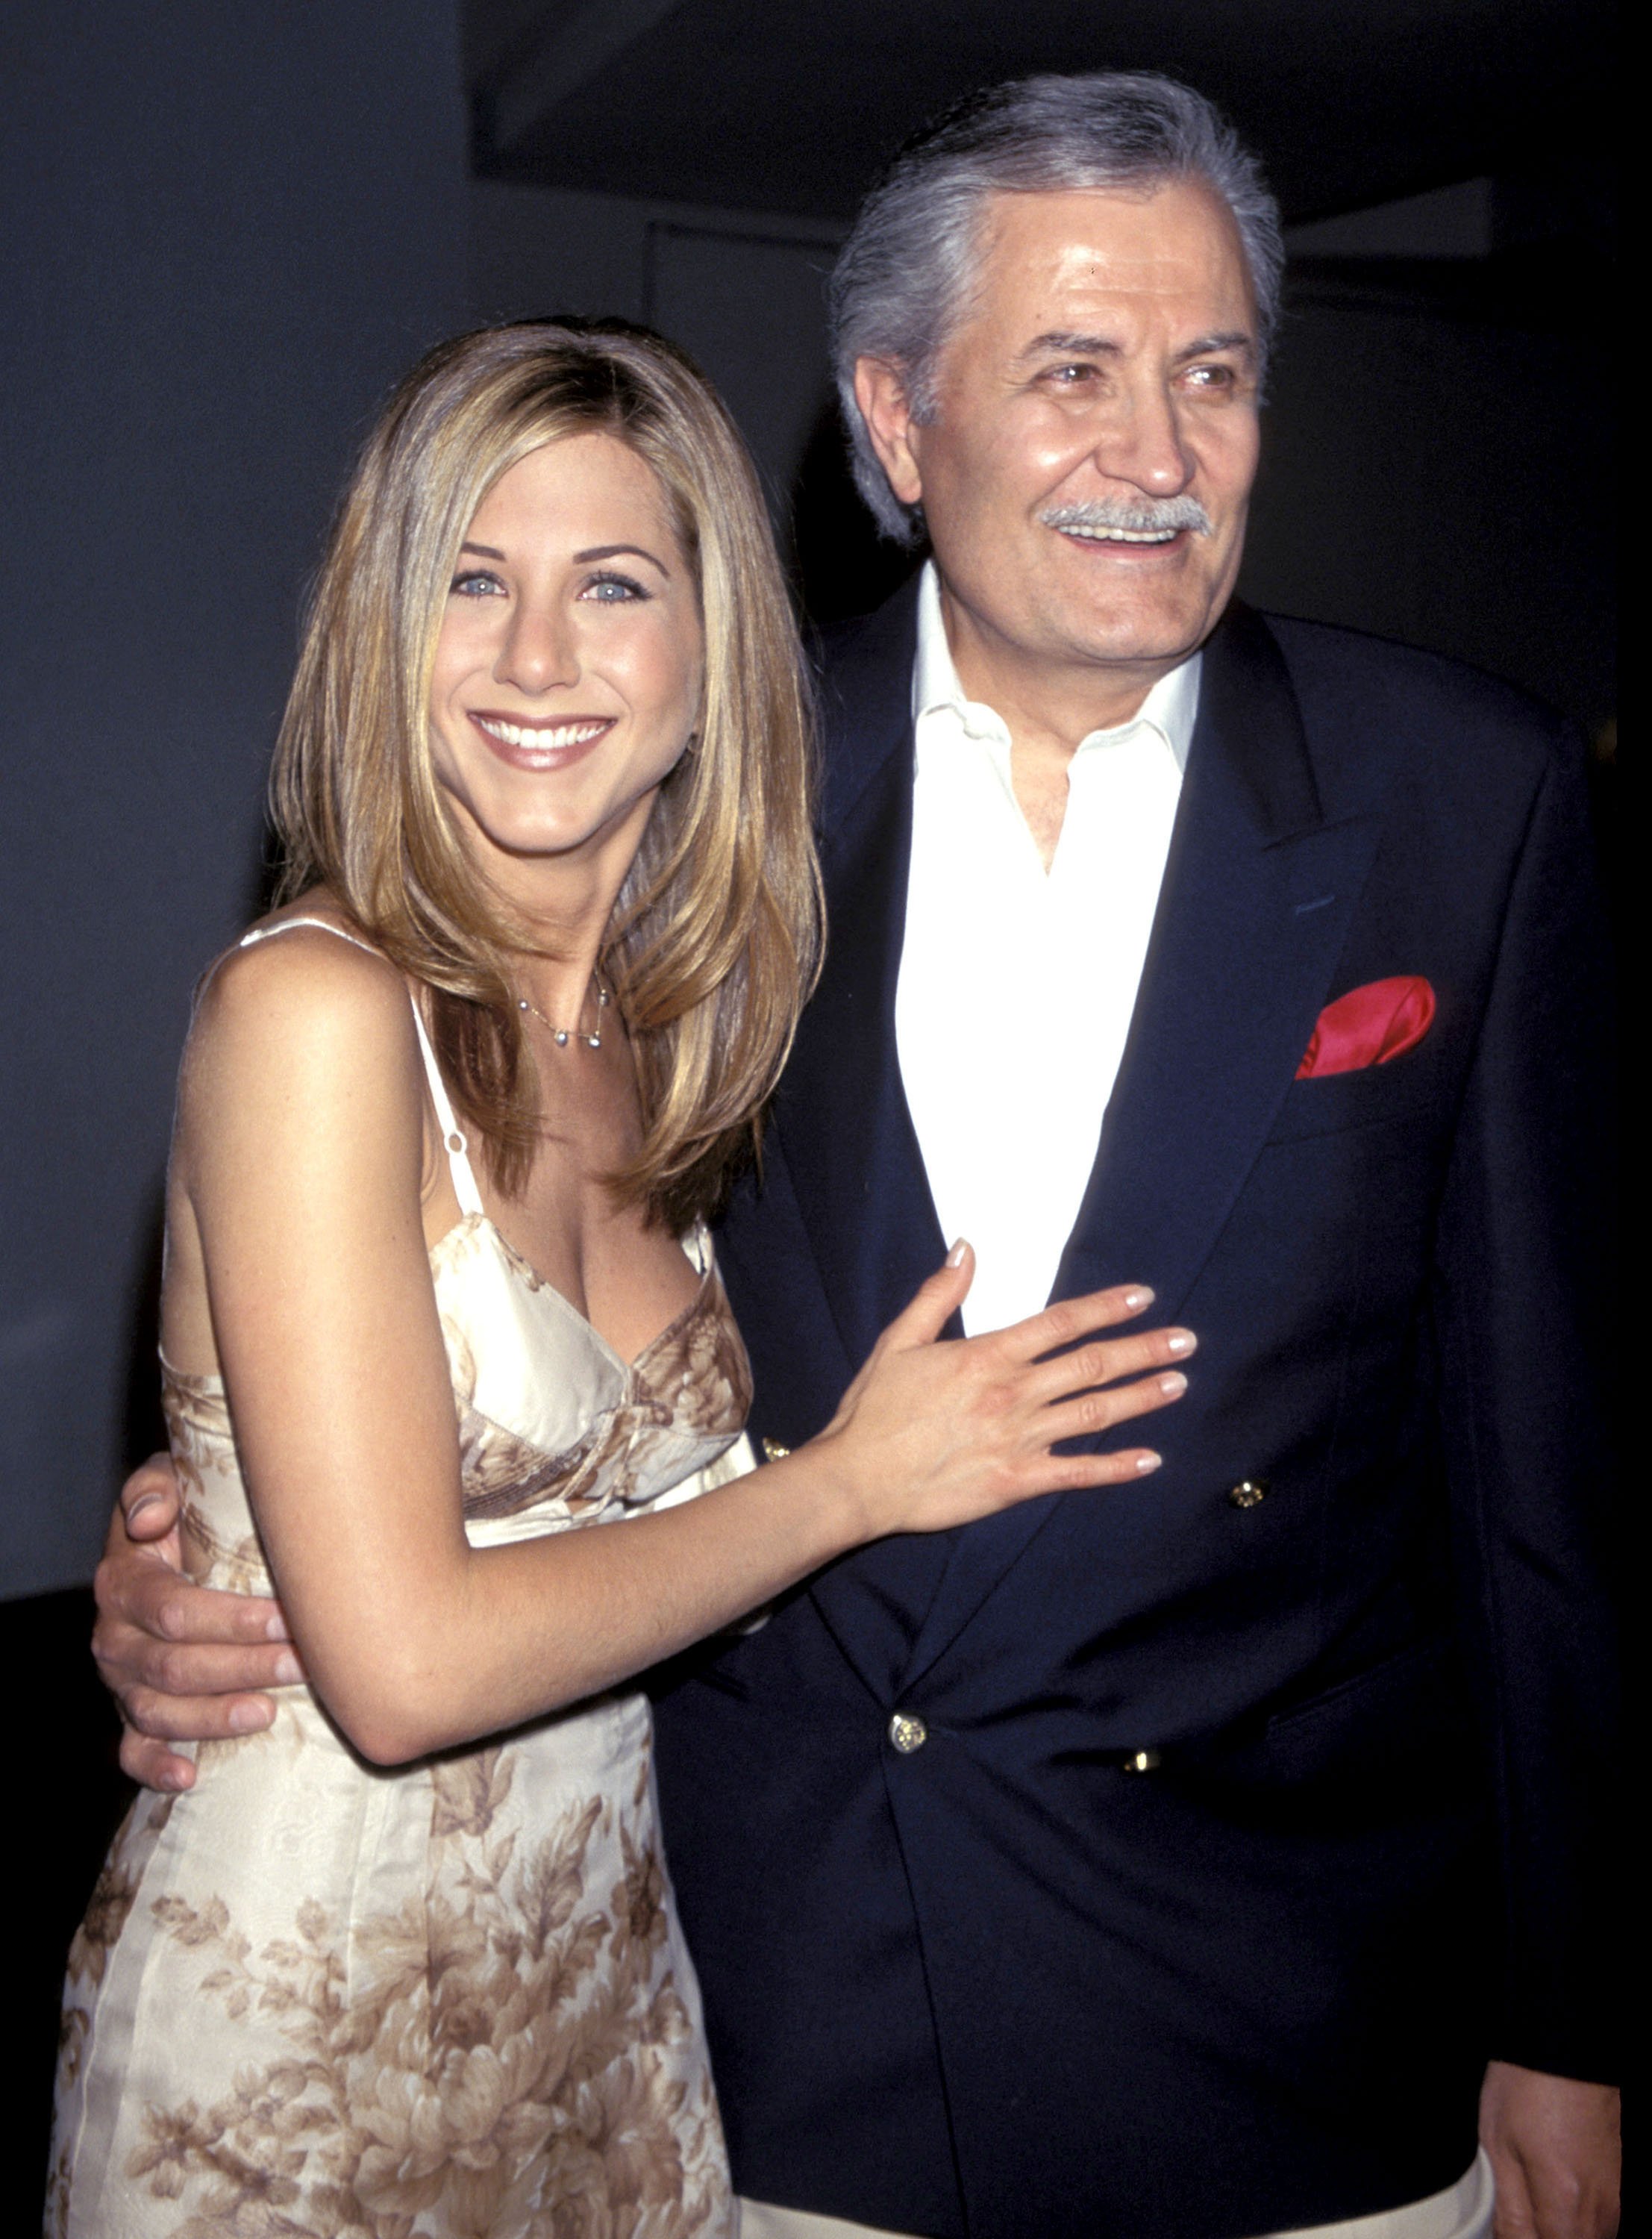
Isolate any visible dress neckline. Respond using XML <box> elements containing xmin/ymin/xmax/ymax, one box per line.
<box><xmin>430</xmin><ymin>1210</ymin><xmax>716</xmax><ymax>1378</ymax></box>
<box><xmin>161</xmin><ymin>1215</ymin><xmax>716</xmax><ymax>1393</ymax></box>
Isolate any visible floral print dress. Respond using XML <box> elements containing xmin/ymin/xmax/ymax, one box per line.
<box><xmin>51</xmin><ymin>922</ymin><xmax>751</xmax><ymax>2238</ymax></box>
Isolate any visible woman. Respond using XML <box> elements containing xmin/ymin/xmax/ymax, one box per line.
<box><xmin>51</xmin><ymin>321</ymin><xmax>1191</xmax><ymax>2236</ymax></box>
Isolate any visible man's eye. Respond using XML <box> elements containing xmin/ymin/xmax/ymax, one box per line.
<box><xmin>581</xmin><ymin>573</ymin><xmax>648</xmax><ymax>603</ymax></box>
<box><xmin>1185</xmin><ymin>363</ymin><xmax>1236</xmax><ymax>390</ymax></box>
<box><xmin>449</xmin><ymin>570</ymin><xmax>504</xmax><ymax>598</ymax></box>
<box><xmin>1049</xmin><ymin>363</ymin><xmax>1096</xmax><ymax>385</ymax></box>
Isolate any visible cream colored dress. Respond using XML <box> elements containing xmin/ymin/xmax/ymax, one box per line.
<box><xmin>51</xmin><ymin>922</ymin><xmax>751</xmax><ymax>2238</ymax></box>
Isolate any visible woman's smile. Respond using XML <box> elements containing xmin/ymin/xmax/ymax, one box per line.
<box><xmin>468</xmin><ymin>710</ymin><xmax>616</xmax><ymax>769</ymax></box>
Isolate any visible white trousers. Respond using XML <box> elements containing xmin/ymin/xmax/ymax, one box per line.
<box><xmin>737</xmin><ymin>2145</ymin><xmax>1495</xmax><ymax>2239</ymax></box>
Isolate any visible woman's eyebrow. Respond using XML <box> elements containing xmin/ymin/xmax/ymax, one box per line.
<box><xmin>459</xmin><ymin>540</ymin><xmax>506</xmax><ymax>560</ymax></box>
<box><xmin>574</xmin><ymin>543</ymin><xmax>671</xmax><ymax>575</ymax></box>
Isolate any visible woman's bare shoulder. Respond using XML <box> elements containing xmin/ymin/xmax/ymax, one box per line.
<box><xmin>184</xmin><ymin>898</ymin><xmax>422</xmax><ymax>1116</ymax></box>
<box><xmin>198</xmin><ymin>899</ymin><xmax>404</xmax><ymax>1022</ymax></box>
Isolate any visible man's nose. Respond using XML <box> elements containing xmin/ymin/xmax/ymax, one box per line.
<box><xmin>1089</xmin><ymin>379</ymin><xmax>1195</xmax><ymax>497</ymax></box>
<box><xmin>495</xmin><ymin>597</ymin><xmax>580</xmax><ymax>693</ymax></box>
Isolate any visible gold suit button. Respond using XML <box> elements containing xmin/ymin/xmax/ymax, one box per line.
<box><xmin>1121</xmin><ymin>1748</ymin><xmax>1163</xmax><ymax>1773</ymax></box>
<box><xmin>760</xmin><ymin>1437</ymin><xmax>791</xmax><ymax>1462</ymax></box>
<box><xmin>889</xmin><ymin>1712</ymin><xmax>928</xmax><ymax>1754</ymax></box>
<box><xmin>1228</xmin><ymin>1478</ymin><xmax>1268</xmax><ymax>1509</ymax></box>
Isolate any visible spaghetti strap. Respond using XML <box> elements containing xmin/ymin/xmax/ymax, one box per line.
<box><xmin>237</xmin><ymin>917</ymin><xmax>486</xmax><ymax>1217</ymax></box>
<box><xmin>404</xmin><ymin>1004</ymin><xmax>486</xmax><ymax>1217</ymax></box>
<box><xmin>237</xmin><ymin>915</ymin><xmax>383</xmax><ymax>961</ymax></box>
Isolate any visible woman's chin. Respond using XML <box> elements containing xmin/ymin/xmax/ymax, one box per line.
<box><xmin>463</xmin><ymin>800</ymin><xmax>651</xmax><ymax>879</ymax></box>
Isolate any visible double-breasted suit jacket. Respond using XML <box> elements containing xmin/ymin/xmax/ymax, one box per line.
<box><xmin>651</xmin><ymin>581</ymin><xmax>1617</xmax><ymax>2239</ymax></box>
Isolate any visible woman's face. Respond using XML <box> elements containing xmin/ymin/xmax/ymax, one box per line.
<box><xmin>427</xmin><ymin>431</ymin><xmax>703</xmax><ymax>881</ymax></box>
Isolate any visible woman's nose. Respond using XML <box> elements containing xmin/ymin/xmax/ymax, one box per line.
<box><xmin>495</xmin><ymin>597</ymin><xmax>579</xmax><ymax>693</ymax></box>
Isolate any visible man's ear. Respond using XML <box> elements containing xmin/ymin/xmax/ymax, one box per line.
<box><xmin>853</xmin><ymin>358</ymin><xmax>925</xmax><ymax>510</ymax></box>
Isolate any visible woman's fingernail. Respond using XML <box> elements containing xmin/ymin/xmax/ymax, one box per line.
<box><xmin>1167</xmin><ymin>1331</ymin><xmax>1195</xmax><ymax>1355</ymax></box>
<box><xmin>273</xmin><ymin>1651</ymin><xmax>302</xmax><ymax>1686</ymax></box>
<box><xmin>1159</xmin><ymin>1371</ymin><xmax>1187</xmax><ymax>1396</ymax></box>
<box><xmin>947</xmin><ymin>1239</ymin><xmax>969</xmax><ymax>1267</ymax></box>
<box><xmin>1123</xmin><ymin>1287</ymin><xmax>1154</xmax><ymax>1311</ymax></box>
<box><xmin>263</xmin><ymin>1609</ymin><xmax>291</xmax><ymax>1643</ymax></box>
<box><xmin>230</xmin><ymin>1700</ymin><xmax>274</xmax><ymax>1731</ymax></box>
<box><xmin>128</xmin><ymin>1493</ymin><xmax>162</xmax><ymax>1523</ymax></box>
<box><xmin>1136</xmin><ymin>1452</ymin><xmax>1162</xmax><ymax>1473</ymax></box>
<box><xmin>161</xmin><ymin>1767</ymin><xmax>190</xmax><ymax>1791</ymax></box>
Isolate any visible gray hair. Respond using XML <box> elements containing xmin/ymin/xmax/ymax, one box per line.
<box><xmin>828</xmin><ymin>72</ymin><xmax>1284</xmax><ymax>545</ymax></box>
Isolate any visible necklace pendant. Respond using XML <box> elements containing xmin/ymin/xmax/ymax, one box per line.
<box><xmin>513</xmin><ymin>972</ymin><xmax>608</xmax><ymax>1049</ymax></box>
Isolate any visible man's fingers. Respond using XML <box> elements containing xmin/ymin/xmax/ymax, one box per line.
<box><xmin>119</xmin><ymin>1452</ymin><xmax>183</xmax><ymax>1539</ymax></box>
<box><xmin>103</xmin><ymin>1631</ymin><xmax>303</xmax><ymax>1703</ymax></box>
<box><xmin>103</xmin><ymin>1565</ymin><xmax>292</xmax><ymax>1648</ymax></box>
<box><xmin>1485</xmin><ymin>2149</ymin><xmax>1539</xmax><ymax>2239</ymax></box>
<box><xmin>119</xmin><ymin>1729</ymin><xmax>199</xmax><ymax>1793</ymax></box>
<box><xmin>119</xmin><ymin>1679</ymin><xmax>281</xmax><ymax>1744</ymax></box>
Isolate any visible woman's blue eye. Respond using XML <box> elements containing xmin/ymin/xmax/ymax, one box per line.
<box><xmin>583</xmin><ymin>573</ymin><xmax>647</xmax><ymax>602</ymax></box>
<box><xmin>450</xmin><ymin>570</ymin><xmax>503</xmax><ymax>597</ymax></box>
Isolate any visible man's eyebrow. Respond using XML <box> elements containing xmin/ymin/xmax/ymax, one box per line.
<box><xmin>1017</xmin><ymin>328</ymin><xmax>1257</xmax><ymax>364</ymax></box>
<box><xmin>1174</xmin><ymin>330</ymin><xmax>1255</xmax><ymax>360</ymax></box>
<box><xmin>1020</xmin><ymin>330</ymin><xmax>1121</xmax><ymax>362</ymax></box>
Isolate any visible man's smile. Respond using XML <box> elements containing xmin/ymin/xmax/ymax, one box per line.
<box><xmin>1053</xmin><ymin>522</ymin><xmax>1183</xmax><ymax>545</ymax></box>
<box><xmin>1037</xmin><ymin>496</ymin><xmax>1215</xmax><ymax>562</ymax></box>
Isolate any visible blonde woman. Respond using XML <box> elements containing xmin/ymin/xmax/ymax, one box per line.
<box><xmin>51</xmin><ymin>322</ymin><xmax>1192</xmax><ymax>2236</ymax></box>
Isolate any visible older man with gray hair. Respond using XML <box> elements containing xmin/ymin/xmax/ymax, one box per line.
<box><xmin>98</xmin><ymin>70</ymin><xmax>1618</xmax><ymax>2239</ymax></box>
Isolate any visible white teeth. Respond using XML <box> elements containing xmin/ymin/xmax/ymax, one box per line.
<box><xmin>476</xmin><ymin>716</ymin><xmax>609</xmax><ymax>749</ymax></box>
<box><xmin>1060</xmin><ymin>525</ymin><xmax>1179</xmax><ymax>544</ymax></box>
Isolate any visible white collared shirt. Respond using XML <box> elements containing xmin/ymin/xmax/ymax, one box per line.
<box><xmin>894</xmin><ymin>563</ymin><xmax>1199</xmax><ymax>1337</ymax></box>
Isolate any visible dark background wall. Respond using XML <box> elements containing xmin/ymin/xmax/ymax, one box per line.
<box><xmin>1</xmin><ymin>0</ymin><xmax>1614</xmax><ymax>2201</ymax></box>
<box><xmin>1</xmin><ymin>10</ymin><xmax>469</xmax><ymax>2188</ymax></box>
<box><xmin>1</xmin><ymin>5</ymin><xmax>471</xmax><ymax>1599</ymax></box>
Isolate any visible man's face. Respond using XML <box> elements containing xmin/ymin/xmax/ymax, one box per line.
<box><xmin>871</xmin><ymin>180</ymin><xmax>1262</xmax><ymax>680</ymax></box>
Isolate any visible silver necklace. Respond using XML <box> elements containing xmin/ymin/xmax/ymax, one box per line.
<box><xmin>515</xmin><ymin>971</ymin><xmax>610</xmax><ymax>1049</ymax></box>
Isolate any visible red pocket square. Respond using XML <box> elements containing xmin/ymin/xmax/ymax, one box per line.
<box><xmin>1296</xmin><ymin>975</ymin><xmax>1436</xmax><ymax>1079</ymax></box>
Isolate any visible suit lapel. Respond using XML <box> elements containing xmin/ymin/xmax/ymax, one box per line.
<box><xmin>774</xmin><ymin>583</ymin><xmax>962</xmax><ymax>1699</ymax></box>
<box><xmin>901</xmin><ymin>606</ymin><xmax>1383</xmax><ymax>1692</ymax></box>
<box><xmin>1058</xmin><ymin>606</ymin><xmax>1382</xmax><ymax>1317</ymax></box>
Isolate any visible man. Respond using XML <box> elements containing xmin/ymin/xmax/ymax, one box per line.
<box><xmin>98</xmin><ymin>73</ymin><xmax>1617</xmax><ymax>2239</ymax></box>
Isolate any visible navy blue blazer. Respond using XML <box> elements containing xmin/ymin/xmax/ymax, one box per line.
<box><xmin>651</xmin><ymin>584</ymin><xmax>1617</xmax><ymax>2239</ymax></box>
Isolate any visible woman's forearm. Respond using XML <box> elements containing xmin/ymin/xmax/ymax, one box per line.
<box><xmin>315</xmin><ymin>1442</ymin><xmax>862</xmax><ymax>1764</ymax></box>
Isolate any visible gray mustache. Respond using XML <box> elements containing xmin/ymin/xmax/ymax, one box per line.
<box><xmin>1040</xmin><ymin>497</ymin><xmax>1213</xmax><ymax>537</ymax></box>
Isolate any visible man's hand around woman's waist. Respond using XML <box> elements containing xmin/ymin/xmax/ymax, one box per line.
<box><xmin>95</xmin><ymin>1458</ymin><xmax>300</xmax><ymax>1791</ymax></box>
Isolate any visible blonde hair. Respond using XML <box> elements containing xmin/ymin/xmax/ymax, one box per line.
<box><xmin>270</xmin><ymin>320</ymin><xmax>823</xmax><ymax>1226</ymax></box>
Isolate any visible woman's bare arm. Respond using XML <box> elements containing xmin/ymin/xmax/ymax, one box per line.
<box><xmin>116</xmin><ymin>931</ymin><xmax>1192</xmax><ymax>1769</ymax></box>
